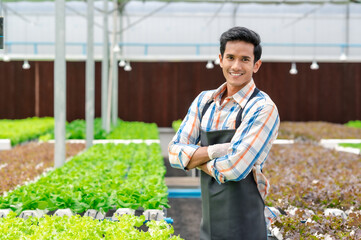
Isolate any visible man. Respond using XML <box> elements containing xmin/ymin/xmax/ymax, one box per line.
<box><xmin>168</xmin><ymin>26</ymin><xmax>279</xmax><ymax>240</ymax></box>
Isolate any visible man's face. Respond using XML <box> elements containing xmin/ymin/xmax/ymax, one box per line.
<box><xmin>219</xmin><ymin>40</ymin><xmax>262</xmax><ymax>94</ymax></box>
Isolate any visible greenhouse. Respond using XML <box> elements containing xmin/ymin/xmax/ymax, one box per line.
<box><xmin>0</xmin><ymin>0</ymin><xmax>361</xmax><ymax>239</ymax></box>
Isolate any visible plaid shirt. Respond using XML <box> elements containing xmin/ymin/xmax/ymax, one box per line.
<box><xmin>168</xmin><ymin>79</ymin><xmax>280</xmax><ymax>200</ymax></box>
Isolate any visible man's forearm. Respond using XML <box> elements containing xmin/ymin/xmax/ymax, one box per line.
<box><xmin>186</xmin><ymin>147</ymin><xmax>209</xmax><ymax>169</ymax></box>
<box><xmin>198</xmin><ymin>163</ymin><xmax>212</xmax><ymax>176</ymax></box>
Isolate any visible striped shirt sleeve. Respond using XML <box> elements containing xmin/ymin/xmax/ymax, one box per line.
<box><xmin>168</xmin><ymin>91</ymin><xmax>211</xmax><ymax>170</ymax></box>
<box><xmin>207</xmin><ymin>98</ymin><xmax>280</xmax><ymax>184</ymax></box>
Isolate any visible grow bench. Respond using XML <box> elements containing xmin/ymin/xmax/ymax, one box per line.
<box><xmin>0</xmin><ymin>207</ymin><xmax>173</xmax><ymax>224</ymax></box>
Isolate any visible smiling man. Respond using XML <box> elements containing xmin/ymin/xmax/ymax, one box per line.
<box><xmin>168</xmin><ymin>27</ymin><xmax>280</xmax><ymax>240</ymax></box>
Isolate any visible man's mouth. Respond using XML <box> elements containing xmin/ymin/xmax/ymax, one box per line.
<box><xmin>229</xmin><ymin>72</ymin><xmax>244</xmax><ymax>76</ymax></box>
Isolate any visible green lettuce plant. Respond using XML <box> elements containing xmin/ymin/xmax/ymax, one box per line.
<box><xmin>172</xmin><ymin>120</ymin><xmax>182</xmax><ymax>133</ymax></box>
<box><xmin>106</xmin><ymin>119</ymin><xmax>159</xmax><ymax>139</ymax></box>
<box><xmin>345</xmin><ymin>120</ymin><xmax>361</xmax><ymax>129</ymax></box>
<box><xmin>39</xmin><ymin>118</ymin><xmax>159</xmax><ymax>140</ymax></box>
<box><xmin>0</xmin><ymin>211</ymin><xmax>183</xmax><ymax>240</ymax></box>
<box><xmin>0</xmin><ymin>143</ymin><xmax>168</xmax><ymax>214</ymax></box>
<box><xmin>339</xmin><ymin>143</ymin><xmax>361</xmax><ymax>151</ymax></box>
<box><xmin>0</xmin><ymin>117</ymin><xmax>54</xmax><ymax>145</ymax></box>
<box><xmin>39</xmin><ymin>118</ymin><xmax>107</xmax><ymax>141</ymax></box>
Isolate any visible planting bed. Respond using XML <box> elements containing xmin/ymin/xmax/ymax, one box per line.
<box><xmin>265</xmin><ymin>143</ymin><xmax>361</xmax><ymax>239</ymax></box>
<box><xmin>0</xmin><ymin>211</ymin><xmax>181</xmax><ymax>239</ymax></box>
<box><xmin>40</xmin><ymin>118</ymin><xmax>159</xmax><ymax>141</ymax></box>
<box><xmin>278</xmin><ymin>121</ymin><xmax>361</xmax><ymax>141</ymax></box>
<box><xmin>0</xmin><ymin>143</ymin><xmax>168</xmax><ymax>214</ymax></box>
<box><xmin>339</xmin><ymin>143</ymin><xmax>361</xmax><ymax>151</ymax></box>
<box><xmin>0</xmin><ymin>142</ymin><xmax>85</xmax><ymax>195</ymax></box>
<box><xmin>173</xmin><ymin>120</ymin><xmax>361</xmax><ymax>141</ymax></box>
<box><xmin>0</xmin><ymin>117</ymin><xmax>54</xmax><ymax>145</ymax></box>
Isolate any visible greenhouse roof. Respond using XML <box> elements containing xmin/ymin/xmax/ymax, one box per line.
<box><xmin>1</xmin><ymin>0</ymin><xmax>359</xmax><ymax>4</ymax></box>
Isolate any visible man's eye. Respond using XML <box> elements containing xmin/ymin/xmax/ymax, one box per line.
<box><xmin>243</xmin><ymin>58</ymin><xmax>250</xmax><ymax>62</ymax></box>
<box><xmin>227</xmin><ymin>56</ymin><xmax>234</xmax><ymax>60</ymax></box>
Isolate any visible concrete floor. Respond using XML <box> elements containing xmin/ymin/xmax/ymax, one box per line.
<box><xmin>168</xmin><ymin>198</ymin><xmax>202</xmax><ymax>240</ymax></box>
<box><xmin>160</xmin><ymin>128</ymin><xmax>202</xmax><ymax>239</ymax></box>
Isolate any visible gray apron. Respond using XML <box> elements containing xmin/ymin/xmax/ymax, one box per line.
<box><xmin>199</xmin><ymin>88</ymin><xmax>267</xmax><ymax>240</ymax></box>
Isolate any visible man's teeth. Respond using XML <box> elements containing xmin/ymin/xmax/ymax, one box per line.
<box><xmin>230</xmin><ymin>72</ymin><xmax>243</xmax><ymax>76</ymax></box>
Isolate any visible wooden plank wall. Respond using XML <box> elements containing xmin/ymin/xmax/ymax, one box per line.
<box><xmin>0</xmin><ymin>61</ymin><xmax>360</xmax><ymax>127</ymax></box>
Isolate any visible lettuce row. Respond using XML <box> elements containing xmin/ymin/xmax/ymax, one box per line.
<box><xmin>0</xmin><ymin>143</ymin><xmax>168</xmax><ymax>214</ymax></box>
<box><xmin>0</xmin><ymin>117</ymin><xmax>54</xmax><ymax>145</ymax></box>
<box><xmin>0</xmin><ymin>212</ymin><xmax>183</xmax><ymax>240</ymax></box>
<box><xmin>39</xmin><ymin>118</ymin><xmax>159</xmax><ymax>141</ymax></box>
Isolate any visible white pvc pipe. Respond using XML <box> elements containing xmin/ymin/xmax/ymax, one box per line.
<box><xmin>54</xmin><ymin>0</ymin><xmax>66</xmax><ymax>168</ymax></box>
<box><xmin>86</xmin><ymin>0</ymin><xmax>95</xmax><ymax>149</ymax></box>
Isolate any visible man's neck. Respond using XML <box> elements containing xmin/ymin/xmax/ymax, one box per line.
<box><xmin>225</xmin><ymin>81</ymin><xmax>251</xmax><ymax>98</ymax></box>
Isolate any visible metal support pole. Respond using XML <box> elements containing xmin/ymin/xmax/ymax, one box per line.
<box><xmin>3</xmin><ymin>6</ymin><xmax>8</xmax><ymax>56</ymax></box>
<box><xmin>101</xmin><ymin>0</ymin><xmax>109</xmax><ymax>131</ymax></box>
<box><xmin>232</xmin><ymin>3</ymin><xmax>239</xmax><ymax>27</ymax></box>
<box><xmin>345</xmin><ymin>3</ymin><xmax>349</xmax><ymax>56</ymax></box>
<box><xmin>86</xmin><ymin>0</ymin><xmax>94</xmax><ymax>149</ymax></box>
<box><xmin>54</xmin><ymin>0</ymin><xmax>66</xmax><ymax>168</ymax></box>
<box><xmin>112</xmin><ymin>0</ymin><xmax>118</xmax><ymax>126</ymax></box>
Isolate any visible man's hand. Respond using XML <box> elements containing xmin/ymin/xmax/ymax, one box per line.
<box><xmin>207</xmin><ymin>143</ymin><xmax>231</xmax><ymax>159</ymax></box>
<box><xmin>185</xmin><ymin>143</ymin><xmax>230</xmax><ymax>170</ymax></box>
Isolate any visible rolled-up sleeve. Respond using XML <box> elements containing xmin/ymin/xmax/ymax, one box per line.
<box><xmin>168</xmin><ymin>91</ymin><xmax>209</xmax><ymax>170</ymax></box>
<box><xmin>206</xmin><ymin>100</ymin><xmax>280</xmax><ymax>184</ymax></box>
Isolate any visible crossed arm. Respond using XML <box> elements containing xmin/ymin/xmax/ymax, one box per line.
<box><xmin>186</xmin><ymin>143</ymin><xmax>230</xmax><ymax>176</ymax></box>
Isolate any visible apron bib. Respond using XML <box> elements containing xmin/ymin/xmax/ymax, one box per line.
<box><xmin>199</xmin><ymin>88</ymin><xmax>267</xmax><ymax>240</ymax></box>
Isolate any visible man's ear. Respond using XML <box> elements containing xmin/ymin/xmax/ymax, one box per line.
<box><xmin>253</xmin><ymin>60</ymin><xmax>262</xmax><ymax>73</ymax></box>
<box><xmin>219</xmin><ymin>54</ymin><xmax>223</xmax><ymax>68</ymax></box>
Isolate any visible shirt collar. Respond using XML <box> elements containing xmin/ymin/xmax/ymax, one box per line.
<box><xmin>212</xmin><ymin>79</ymin><xmax>256</xmax><ymax>109</ymax></box>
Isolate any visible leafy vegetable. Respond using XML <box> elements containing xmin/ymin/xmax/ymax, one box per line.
<box><xmin>339</xmin><ymin>143</ymin><xmax>361</xmax><ymax>151</ymax></box>
<box><xmin>0</xmin><ymin>143</ymin><xmax>169</xmax><ymax>214</ymax></box>
<box><xmin>0</xmin><ymin>211</ymin><xmax>183</xmax><ymax>239</ymax></box>
<box><xmin>265</xmin><ymin>143</ymin><xmax>361</xmax><ymax>238</ymax></box>
<box><xmin>345</xmin><ymin>120</ymin><xmax>361</xmax><ymax>129</ymax></box>
<box><xmin>278</xmin><ymin>121</ymin><xmax>361</xmax><ymax>141</ymax></box>
<box><xmin>39</xmin><ymin>118</ymin><xmax>159</xmax><ymax>140</ymax></box>
<box><xmin>0</xmin><ymin>117</ymin><xmax>54</xmax><ymax>145</ymax></box>
<box><xmin>39</xmin><ymin>118</ymin><xmax>107</xmax><ymax>141</ymax></box>
<box><xmin>106</xmin><ymin>119</ymin><xmax>159</xmax><ymax>139</ymax></box>
<box><xmin>172</xmin><ymin>120</ymin><xmax>182</xmax><ymax>132</ymax></box>
<box><xmin>271</xmin><ymin>209</ymin><xmax>361</xmax><ymax>239</ymax></box>
<box><xmin>0</xmin><ymin>142</ymin><xmax>85</xmax><ymax>195</ymax></box>
<box><xmin>265</xmin><ymin>143</ymin><xmax>361</xmax><ymax>211</ymax></box>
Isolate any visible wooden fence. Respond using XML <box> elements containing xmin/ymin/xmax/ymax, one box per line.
<box><xmin>0</xmin><ymin>61</ymin><xmax>360</xmax><ymax>127</ymax></box>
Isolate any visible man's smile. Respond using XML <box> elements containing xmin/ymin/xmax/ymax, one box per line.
<box><xmin>229</xmin><ymin>72</ymin><xmax>244</xmax><ymax>76</ymax></box>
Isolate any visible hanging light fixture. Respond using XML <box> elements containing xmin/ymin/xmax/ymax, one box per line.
<box><xmin>22</xmin><ymin>60</ymin><xmax>31</xmax><ymax>70</ymax></box>
<box><xmin>310</xmin><ymin>60</ymin><xmax>319</xmax><ymax>70</ymax></box>
<box><xmin>124</xmin><ymin>62</ymin><xmax>132</xmax><ymax>71</ymax></box>
<box><xmin>214</xmin><ymin>56</ymin><xmax>220</xmax><ymax>65</ymax></box>
<box><xmin>289</xmin><ymin>62</ymin><xmax>298</xmax><ymax>75</ymax></box>
<box><xmin>3</xmin><ymin>54</ymin><xmax>10</xmax><ymax>62</ymax></box>
<box><xmin>118</xmin><ymin>59</ymin><xmax>126</xmax><ymax>67</ymax></box>
<box><xmin>310</xmin><ymin>11</ymin><xmax>319</xmax><ymax>71</ymax></box>
<box><xmin>206</xmin><ymin>60</ymin><xmax>214</xmax><ymax>69</ymax></box>
<box><xmin>113</xmin><ymin>45</ymin><xmax>120</xmax><ymax>53</ymax></box>
<box><xmin>339</xmin><ymin>51</ymin><xmax>347</xmax><ymax>61</ymax></box>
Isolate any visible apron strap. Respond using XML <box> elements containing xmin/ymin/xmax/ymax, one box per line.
<box><xmin>201</xmin><ymin>100</ymin><xmax>214</xmax><ymax>118</ymax></box>
<box><xmin>235</xmin><ymin>87</ymin><xmax>260</xmax><ymax>128</ymax></box>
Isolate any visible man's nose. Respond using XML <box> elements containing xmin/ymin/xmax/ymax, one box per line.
<box><xmin>232</xmin><ymin>59</ymin><xmax>242</xmax><ymax>70</ymax></box>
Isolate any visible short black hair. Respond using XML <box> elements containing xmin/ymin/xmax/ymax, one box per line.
<box><xmin>220</xmin><ymin>26</ymin><xmax>262</xmax><ymax>63</ymax></box>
